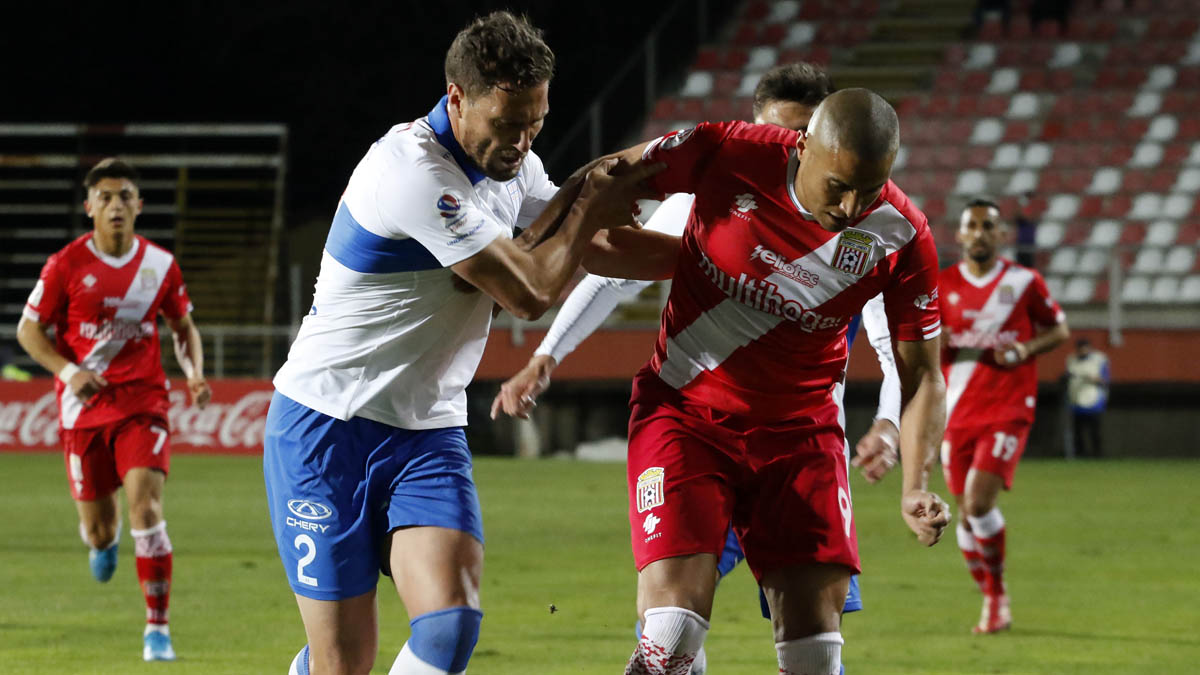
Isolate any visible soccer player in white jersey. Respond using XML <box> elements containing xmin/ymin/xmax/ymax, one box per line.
<box><xmin>939</xmin><ymin>198</ymin><xmax>1069</xmax><ymax>633</ymax></box>
<box><xmin>17</xmin><ymin>158</ymin><xmax>211</xmax><ymax>662</ymax></box>
<box><xmin>263</xmin><ymin>12</ymin><xmax>660</xmax><ymax>675</ymax></box>
<box><xmin>492</xmin><ymin>65</ymin><xmax>901</xmax><ymax>675</ymax></box>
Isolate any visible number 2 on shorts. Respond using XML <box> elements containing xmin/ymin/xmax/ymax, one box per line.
<box><xmin>294</xmin><ymin>534</ymin><xmax>319</xmax><ymax>586</ymax></box>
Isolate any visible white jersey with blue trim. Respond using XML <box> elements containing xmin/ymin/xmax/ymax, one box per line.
<box><xmin>274</xmin><ymin>96</ymin><xmax>558</xmax><ymax>430</ymax></box>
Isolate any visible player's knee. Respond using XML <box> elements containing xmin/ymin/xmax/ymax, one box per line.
<box><xmin>81</xmin><ymin>520</ymin><xmax>118</xmax><ymax>549</ymax></box>
<box><xmin>776</xmin><ymin>631</ymin><xmax>843</xmax><ymax>675</ymax></box>
<box><xmin>407</xmin><ymin>606</ymin><xmax>483</xmax><ymax>673</ymax></box>
<box><xmin>962</xmin><ymin>495</ymin><xmax>994</xmax><ymax>518</ymax></box>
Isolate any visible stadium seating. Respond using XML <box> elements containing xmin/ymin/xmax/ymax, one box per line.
<box><xmin>641</xmin><ymin>0</ymin><xmax>1200</xmax><ymax>306</ymax></box>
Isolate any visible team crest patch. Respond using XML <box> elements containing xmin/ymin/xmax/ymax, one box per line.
<box><xmin>437</xmin><ymin>192</ymin><xmax>466</xmax><ymax>229</ymax></box>
<box><xmin>139</xmin><ymin>268</ymin><xmax>158</xmax><ymax>291</ymax></box>
<box><xmin>660</xmin><ymin>127</ymin><xmax>695</xmax><ymax>150</ymax></box>
<box><xmin>636</xmin><ymin>467</ymin><xmax>665</xmax><ymax>513</ymax></box>
<box><xmin>999</xmin><ymin>285</ymin><xmax>1015</xmax><ymax>304</ymax></box>
<box><xmin>831</xmin><ymin>230</ymin><xmax>874</xmax><ymax>277</ymax></box>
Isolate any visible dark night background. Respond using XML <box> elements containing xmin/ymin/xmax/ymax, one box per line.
<box><xmin>2</xmin><ymin>1</ymin><xmax>722</xmax><ymax>223</ymax></box>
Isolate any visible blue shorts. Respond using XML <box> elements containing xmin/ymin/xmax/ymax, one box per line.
<box><xmin>263</xmin><ymin>392</ymin><xmax>484</xmax><ymax>601</ymax></box>
<box><xmin>716</xmin><ymin>528</ymin><xmax>862</xmax><ymax>617</ymax></box>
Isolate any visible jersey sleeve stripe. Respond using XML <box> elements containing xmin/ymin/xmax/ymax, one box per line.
<box><xmin>325</xmin><ymin>201</ymin><xmax>442</xmax><ymax>274</ymax></box>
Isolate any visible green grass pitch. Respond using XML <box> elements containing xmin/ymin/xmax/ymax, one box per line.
<box><xmin>1</xmin><ymin>453</ymin><xmax>1197</xmax><ymax>673</ymax></box>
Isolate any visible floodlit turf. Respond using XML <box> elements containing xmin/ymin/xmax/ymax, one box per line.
<box><xmin>1</xmin><ymin>452</ymin><xmax>1197</xmax><ymax>673</ymax></box>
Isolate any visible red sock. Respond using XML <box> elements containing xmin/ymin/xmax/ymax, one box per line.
<box><xmin>132</xmin><ymin>521</ymin><xmax>173</xmax><ymax>625</ymax></box>
<box><xmin>976</xmin><ymin>527</ymin><xmax>1007</xmax><ymax>596</ymax></box>
<box><xmin>956</xmin><ymin>523</ymin><xmax>988</xmax><ymax>593</ymax></box>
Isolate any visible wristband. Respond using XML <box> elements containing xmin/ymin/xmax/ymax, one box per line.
<box><xmin>58</xmin><ymin>362</ymin><xmax>81</xmax><ymax>384</ymax></box>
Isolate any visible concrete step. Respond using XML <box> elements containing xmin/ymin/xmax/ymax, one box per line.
<box><xmin>827</xmin><ymin>66</ymin><xmax>931</xmax><ymax>94</ymax></box>
<box><xmin>872</xmin><ymin>17</ymin><xmax>970</xmax><ymax>43</ymax></box>
<box><xmin>847</xmin><ymin>41</ymin><xmax>951</xmax><ymax>67</ymax></box>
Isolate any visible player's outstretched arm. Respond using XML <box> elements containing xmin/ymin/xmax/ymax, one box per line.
<box><xmin>453</xmin><ymin>159</ymin><xmax>663</xmax><ymax>320</ymax></box>
<box><xmin>165</xmin><ymin>312</ymin><xmax>210</xmax><ymax>409</ymax></box>
<box><xmin>15</xmin><ymin>316</ymin><xmax>107</xmax><ymax>401</ymax></box>
<box><xmin>894</xmin><ymin>336</ymin><xmax>951</xmax><ymax>546</ymax></box>
<box><xmin>851</xmin><ymin>294</ymin><xmax>902</xmax><ymax>483</ymax></box>
<box><xmin>491</xmin><ymin>273</ymin><xmax>650</xmax><ymax>418</ymax></box>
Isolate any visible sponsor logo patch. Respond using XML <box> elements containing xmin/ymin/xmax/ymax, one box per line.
<box><xmin>287</xmin><ymin>499</ymin><xmax>334</xmax><ymax>521</ymax></box>
<box><xmin>437</xmin><ymin>192</ymin><xmax>466</xmax><ymax>229</ymax></box>
<box><xmin>139</xmin><ymin>268</ymin><xmax>158</xmax><ymax>291</ymax></box>
<box><xmin>82</xmin><ymin>274</ymin><xmax>96</xmax><ymax>289</ymax></box>
<box><xmin>642</xmin><ymin>513</ymin><xmax>661</xmax><ymax>535</ymax></box>
<box><xmin>636</xmin><ymin>467</ymin><xmax>665</xmax><ymax>513</ymax></box>
<box><xmin>749</xmin><ymin>245</ymin><xmax>819</xmax><ymax>288</ymax></box>
<box><xmin>832</xmin><ymin>230</ymin><xmax>873</xmax><ymax>277</ymax></box>
<box><xmin>913</xmin><ymin>288</ymin><xmax>939</xmax><ymax>310</ymax></box>
<box><xmin>660</xmin><ymin>127</ymin><xmax>695</xmax><ymax>150</ymax></box>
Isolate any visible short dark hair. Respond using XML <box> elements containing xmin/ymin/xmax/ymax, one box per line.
<box><xmin>753</xmin><ymin>63</ymin><xmax>836</xmax><ymax>116</ymax></box>
<box><xmin>965</xmin><ymin>196</ymin><xmax>1001</xmax><ymax>211</ymax></box>
<box><xmin>445</xmin><ymin>11</ymin><xmax>555</xmax><ymax>98</ymax></box>
<box><xmin>84</xmin><ymin>158</ymin><xmax>140</xmax><ymax>189</ymax></box>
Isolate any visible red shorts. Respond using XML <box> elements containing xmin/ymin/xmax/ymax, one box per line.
<box><xmin>61</xmin><ymin>415</ymin><xmax>171</xmax><ymax>501</ymax></box>
<box><xmin>941</xmin><ymin>420</ymin><xmax>1031</xmax><ymax>495</ymax></box>
<box><xmin>626</xmin><ymin>371</ymin><xmax>859</xmax><ymax>582</ymax></box>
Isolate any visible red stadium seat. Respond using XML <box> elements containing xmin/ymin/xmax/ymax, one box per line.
<box><xmin>741</xmin><ymin>0</ymin><xmax>770</xmax><ymax>21</ymax></box>
<box><xmin>713</xmin><ymin>71</ymin><xmax>741</xmax><ymax>97</ymax></box>
<box><xmin>705</xmin><ymin>98</ymin><xmax>738</xmax><ymax>122</ymax></box>
<box><xmin>1119</xmin><ymin>222</ymin><xmax>1148</xmax><ymax>245</ymax></box>
<box><xmin>694</xmin><ymin>48</ymin><xmax>721</xmax><ymax>71</ymax></box>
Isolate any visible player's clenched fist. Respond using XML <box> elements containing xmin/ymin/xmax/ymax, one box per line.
<box><xmin>67</xmin><ymin>368</ymin><xmax>108</xmax><ymax>403</ymax></box>
<box><xmin>578</xmin><ymin>159</ymin><xmax>665</xmax><ymax>230</ymax></box>
<box><xmin>901</xmin><ymin>489</ymin><xmax>951</xmax><ymax>546</ymax></box>
<box><xmin>188</xmin><ymin>376</ymin><xmax>211</xmax><ymax>410</ymax></box>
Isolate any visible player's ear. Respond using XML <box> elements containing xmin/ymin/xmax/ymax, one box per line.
<box><xmin>136</xmin><ymin>198</ymin><xmax>144</xmax><ymax>216</ymax></box>
<box><xmin>83</xmin><ymin>197</ymin><xmax>93</xmax><ymax>218</ymax></box>
<box><xmin>447</xmin><ymin>83</ymin><xmax>466</xmax><ymax>116</ymax></box>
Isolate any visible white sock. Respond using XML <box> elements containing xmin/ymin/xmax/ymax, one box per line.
<box><xmin>627</xmin><ymin>606</ymin><xmax>710</xmax><ymax>675</ymax></box>
<box><xmin>287</xmin><ymin>644</ymin><xmax>309</xmax><ymax>675</ymax></box>
<box><xmin>967</xmin><ymin>507</ymin><xmax>1005</xmax><ymax>539</ymax></box>
<box><xmin>144</xmin><ymin>624</ymin><xmax>169</xmax><ymax>637</ymax></box>
<box><xmin>389</xmin><ymin>642</ymin><xmax>461</xmax><ymax>675</ymax></box>
<box><xmin>777</xmin><ymin>632</ymin><xmax>843</xmax><ymax>675</ymax></box>
<box><xmin>690</xmin><ymin>646</ymin><xmax>707</xmax><ymax>674</ymax></box>
<box><xmin>956</xmin><ymin>521</ymin><xmax>979</xmax><ymax>552</ymax></box>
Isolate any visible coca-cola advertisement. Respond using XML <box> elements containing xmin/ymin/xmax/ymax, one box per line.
<box><xmin>0</xmin><ymin>379</ymin><xmax>274</xmax><ymax>454</ymax></box>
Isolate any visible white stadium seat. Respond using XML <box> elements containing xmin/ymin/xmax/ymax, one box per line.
<box><xmin>964</xmin><ymin>44</ymin><xmax>996</xmax><ymax>69</ymax></box>
<box><xmin>1121</xmin><ymin>276</ymin><xmax>1152</xmax><ymax>303</ymax></box>
<box><xmin>1145</xmin><ymin>115</ymin><xmax>1178</xmax><ymax>142</ymax></box>
<box><xmin>1127</xmin><ymin>92</ymin><xmax>1162</xmax><ymax>118</ymax></box>
<box><xmin>954</xmin><ymin>169</ymin><xmax>988</xmax><ymax>194</ymax></box>
<box><xmin>1163</xmin><ymin>194</ymin><xmax>1194</xmax><ymax>219</ymax></box>
<box><xmin>986</xmin><ymin>68</ymin><xmax>1020</xmax><ymax>94</ymax></box>
<box><xmin>1064</xmin><ymin>276</ymin><xmax>1097</xmax><ymax>303</ymax></box>
<box><xmin>1049</xmin><ymin>247</ymin><xmax>1078</xmax><ymax>274</ymax></box>
<box><xmin>1088</xmin><ymin>220</ymin><xmax>1122</xmax><ymax>247</ymax></box>
<box><xmin>1078</xmin><ymin>248</ymin><xmax>1110</xmax><ymax>275</ymax></box>
<box><xmin>1144</xmin><ymin>65</ymin><xmax>1177</xmax><ymax>90</ymax></box>
<box><xmin>735</xmin><ymin>72</ymin><xmax>761</xmax><ymax>97</ymax></box>
<box><xmin>1006</xmin><ymin>169</ymin><xmax>1039</xmax><ymax>195</ymax></box>
<box><xmin>1046</xmin><ymin>194</ymin><xmax>1081</xmax><ymax>220</ymax></box>
<box><xmin>1150</xmin><ymin>276</ymin><xmax>1179</xmax><ymax>303</ymax></box>
<box><xmin>893</xmin><ymin>146</ymin><xmax>908</xmax><ymax>170</ymax></box>
<box><xmin>1145</xmin><ymin>221</ymin><xmax>1178</xmax><ymax>246</ymax></box>
<box><xmin>746</xmin><ymin>46</ymin><xmax>777</xmax><ymax>72</ymax></box>
<box><xmin>681</xmin><ymin>72</ymin><xmax>713</xmax><ymax>97</ymax></box>
<box><xmin>1128</xmin><ymin>142</ymin><xmax>1164</xmax><ymax>168</ymax></box>
<box><xmin>783</xmin><ymin>22</ymin><xmax>816</xmax><ymax>47</ymax></box>
<box><xmin>1165</xmin><ymin>245</ymin><xmax>1196</xmax><ymax>274</ymax></box>
<box><xmin>1173</xmin><ymin>168</ymin><xmax>1200</xmax><ymax>193</ymax></box>
<box><xmin>970</xmin><ymin>118</ymin><xmax>1005</xmax><ymax>145</ymax></box>
<box><xmin>1044</xmin><ymin>275</ymin><xmax>1066</xmax><ymax>301</ymax></box>
<box><xmin>1006</xmin><ymin>92</ymin><xmax>1040</xmax><ymax>119</ymax></box>
<box><xmin>767</xmin><ymin>0</ymin><xmax>800</xmax><ymax>23</ymax></box>
<box><xmin>1128</xmin><ymin>193</ymin><xmax>1165</xmax><ymax>220</ymax></box>
<box><xmin>992</xmin><ymin>143</ymin><xmax>1021</xmax><ymax>169</ymax></box>
<box><xmin>1180</xmin><ymin>275</ymin><xmax>1200</xmax><ymax>302</ymax></box>
<box><xmin>1036</xmin><ymin>221</ymin><xmax>1066</xmax><ymax>248</ymax></box>
<box><xmin>1087</xmin><ymin>167</ymin><xmax>1123</xmax><ymax>195</ymax></box>
<box><xmin>1133</xmin><ymin>247</ymin><xmax>1165</xmax><ymax>274</ymax></box>
<box><xmin>1023</xmin><ymin>142</ymin><xmax>1053</xmax><ymax>169</ymax></box>
<box><xmin>1049</xmin><ymin>43</ymin><xmax>1082</xmax><ymax>68</ymax></box>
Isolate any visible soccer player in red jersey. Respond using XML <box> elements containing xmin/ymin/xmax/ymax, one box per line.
<box><xmin>16</xmin><ymin>158</ymin><xmax>211</xmax><ymax>662</ymax></box>
<box><xmin>586</xmin><ymin>89</ymin><xmax>951</xmax><ymax>674</ymax></box>
<box><xmin>938</xmin><ymin>198</ymin><xmax>1069</xmax><ymax>634</ymax></box>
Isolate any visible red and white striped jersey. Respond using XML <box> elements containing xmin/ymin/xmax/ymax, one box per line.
<box><xmin>23</xmin><ymin>234</ymin><xmax>193</xmax><ymax>430</ymax></box>
<box><xmin>640</xmin><ymin>121</ymin><xmax>941</xmax><ymax>419</ymax></box>
<box><xmin>939</xmin><ymin>259</ymin><xmax>1065</xmax><ymax>430</ymax></box>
